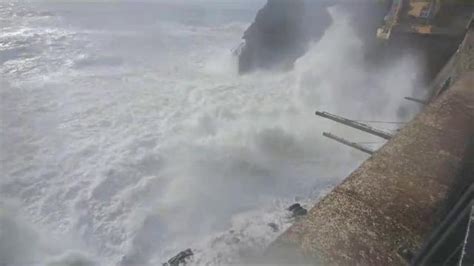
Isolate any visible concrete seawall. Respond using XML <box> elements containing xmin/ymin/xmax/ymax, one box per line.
<box><xmin>266</xmin><ymin>28</ymin><xmax>474</xmax><ymax>265</ymax></box>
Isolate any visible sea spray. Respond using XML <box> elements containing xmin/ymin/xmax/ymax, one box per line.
<box><xmin>1</xmin><ymin>2</ymin><xmax>422</xmax><ymax>265</ymax></box>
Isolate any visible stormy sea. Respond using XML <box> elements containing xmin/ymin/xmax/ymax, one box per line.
<box><xmin>1</xmin><ymin>1</ymin><xmax>422</xmax><ymax>265</ymax></box>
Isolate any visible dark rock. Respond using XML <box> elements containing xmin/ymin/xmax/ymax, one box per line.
<box><xmin>287</xmin><ymin>203</ymin><xmax>302</xmax><ymax>212</ymax></box>
<box><xmin>268</xmin><ymin>222</ymin><xmax>279</xmax><ymax>232</ymax></box>
<box><xmin>236</xmin><ymin>1</ymin><xmax>395</xmax><ymax>75</ymax></box>
<box><xmin>163</xmin><ymin>249</ymin><xmax>193</xmax><ymax>266</ymax></box>
<box><xmin>288</xmin><ymin>203</ymin><xmax>307</xmax><ymax>217</ymax></box>
<box><xmin>292</xmin><ymin>206</ymin><xmax>308</xmax><ymax>217</ymax></box>
<box><xmin>238</xmin><ymin>0</ymin><xmax>332</xmax><ymax>74</ymax></box>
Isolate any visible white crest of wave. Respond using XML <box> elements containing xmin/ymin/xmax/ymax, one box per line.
<box><xmin>0</xmin><ymin>201</ymin><xmax>98</xmax><ymax>266</ymax></box>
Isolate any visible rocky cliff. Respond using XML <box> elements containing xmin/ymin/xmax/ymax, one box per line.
<box><xmin>237</xmin><ymin>0</ymin><xmax>332</xmax><ymax>74</ymax></box>
<box><xmin>237</xmin><ymin>1</ymin><xmax>397</xmax><ymax>74</ymax></box>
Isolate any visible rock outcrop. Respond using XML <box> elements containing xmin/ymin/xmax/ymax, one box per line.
<box><xmin>237</xmin><ymin>0</ymin><xmax>332</xmax><ymax>74</ymax></box>
<box><xmin>237</xmin><ymin>0</ymin><xmax>395</xmax><ymax>75</ymax></box>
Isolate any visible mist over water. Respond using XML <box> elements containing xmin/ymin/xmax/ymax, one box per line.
<box><xmin>1</xmin><ymin>1</ymin><xmax>421</xmax><ymax>265</ymax></box>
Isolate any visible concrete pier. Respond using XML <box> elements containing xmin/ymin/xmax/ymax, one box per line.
<box><xmin>266</xmin><ymin>28</ymin><xmax>474</xmax><ymax>266</ymax></box>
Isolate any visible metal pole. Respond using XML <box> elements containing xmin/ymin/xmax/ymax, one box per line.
<box><xmin>323</xmin><ymin>132</ymin><xmax>374</xmax><ymax>155</ymax></box>
<box><xmin>316</xmin><ymin>111</ymin><xmax>393</xmax><ymax>140</ymax></box>
<box><xmin>404</xmin><ymin>97</ymin><xmax>428</xmax><ymax>105</ymax></box>
<box><xmin>459</xmin><ymin>205</ymin><xmax>474</xmax><ymax>265</ymax></box>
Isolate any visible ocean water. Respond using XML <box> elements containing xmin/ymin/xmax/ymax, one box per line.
<box><xmin>0</xmin><ymin>1</ymin><xmax>422</xmax><ymax>265</ymax></box>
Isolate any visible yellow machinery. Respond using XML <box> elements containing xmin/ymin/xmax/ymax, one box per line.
<box><xmin>376</xmin><ymin>0</ymin><xmax>471</xmax><ymax>40</ymax></box>
<box><xmin>377</xmin><ymin>0</ymin><xmax>404</xmax><ymax>39</ymax></box>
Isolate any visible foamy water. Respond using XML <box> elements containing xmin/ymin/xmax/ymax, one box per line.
<box><xmin>1</xmin><ymin>1</ymin><xmax>421</xmax><ymax>265</ymax></box>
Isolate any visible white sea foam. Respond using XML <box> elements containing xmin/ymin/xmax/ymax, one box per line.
<box><xmin>0</xmin><ymin>2</ymin><xmax>421</xmax><ymax>265</ymax></box>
